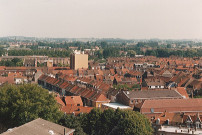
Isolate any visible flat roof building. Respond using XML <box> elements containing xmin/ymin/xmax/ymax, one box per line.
<box><xmin>102</xmin><ymin>102</ymin><xmax>132</xmax><ymax>110</ymax></box>
<box><xmin>70</xmin><ymin>50</ymin><xmax>88</xmax><ymax>70</ymax></box>
<box><xmin>157</xmin><ymin>126</ymin><xmax>202</xmax><ymax>135</ymax></box>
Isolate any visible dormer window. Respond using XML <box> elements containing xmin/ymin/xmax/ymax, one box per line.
<box><xmin>186</xmin><ymin>116</ymin><xmax>192</xmax><ymax>128</ymax></box>
<box><xmin>156</xmin><ymin>118</ymin><xmax>160</xmax><ymax>125</ymax></box>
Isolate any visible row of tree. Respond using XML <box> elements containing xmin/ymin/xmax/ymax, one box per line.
<box><xmin>7</xmin><ymin>49</ymin><xmax>72</xmax><ymax>57</ymax></box>
<box><xmin>59</xmin><ymin>108</ymin><xmax>153</xmax><ymax>135</ymax></box>
<box><xmin>0</xmin><ymin>58</ymin><xmax>23</xmax><ymax>67</ymax></box>
<box><xmin>0</xmin><ymin>84</ymin><xmax>153</xmax><ymax>135</ymax></box>
<box><xmin>145</xmin><ymin>48</ymin><xmax>202</xmax><ymax>57</ymax></box>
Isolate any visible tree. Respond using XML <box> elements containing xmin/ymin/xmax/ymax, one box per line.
<box><xmin>59</xmin><ymin>114</ymin><xmax>86</xmax><ymax>135</ymax></box>
<box><xmin>145</xmin><ymin>50</ymin><xmax>156</xmax><ymax>56</ymax></box>
<box><xmin>95</xmin><ymin>50</ymin><xmax>103</xmax><ymax>59</ymax></box>
<box><xmin>81</xmin><ymin>108</ymin><xmax>153</xmax><ymax>135</ymax></box>
<box><xmin>113</xmin><ymin>84</ymin><xmax>132</xmax><ymax>91</ymax></box>
<box><xmin>0</xmin><ymin>84</ymin><xmax>62</xmax><ymax>130</ymax></box>
<box><xmin>156</xmin><ymin>49</ymin><xmax>169</xmax><ymax>57</ymax></box>
<box><xmin>81</xmin><ymin>108</ymin><xmax>102</xmax><ymax>135</ymax></box>
<box><xmin>109</xmin><ymin>110</ymin><xmax>153</xmax><ymax>135</ymax></box>
<box><xmin>167</xmin><ymin>44</ymin><xmax>172</xmax><ymax>48</ymax></box>
<box><xmin>132</xmin><ymin>84</ymin><xmax>141</xmax><ymax>90</ymax></box>
<box><xmin>127</xmin><ymin>50</ymin><xmax>136</xmax><ymax>57</ymax></box>
<box><xmin>101</xmin><ymin>41</ymin><xmax>108</xmax><ymax>48</ymax></box>
<box><xmin>57</xmin><ymin>63</ymin><xmax>63</xmax><ymax>67</ymax></box>
<box><xmin>99</xmin><ymin>109</ymin><xmax>116</xmax><ymax>135</ymax></box>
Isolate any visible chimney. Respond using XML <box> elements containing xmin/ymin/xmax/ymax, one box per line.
<box><xmin>35</xmin><ymin>58</ymin><xmax>37</xmax><ymax>67</ymax></box>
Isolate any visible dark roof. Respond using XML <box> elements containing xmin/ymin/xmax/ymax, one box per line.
<box><xmin>1</xmin><ymin>118</ymin><xmax>74</xmax><ymax>135</ymax></box>
<box><xmin>123</xmin><ymin>90</ymin><xmax>183</xmax><ymax>99</ymax></box>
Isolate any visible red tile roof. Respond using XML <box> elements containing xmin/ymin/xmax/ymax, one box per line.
<box><xmin>176</xmin><ymin>87</ymin><xmax>189</xmax><ymax>99</ymax></box>
<box><xmin>93</xmin><ymin>93</ymin><xmax>110</xmax><ymax>102</ymax></box>
<box><xmin>61</xmin><ymin>105</ymin><xmax>93</xmax><ymax>115</ymax></box>
<box><xmin>64</xmin><ymin>96</ymin><xmax>83</xmax><ymax>106</ymax></box>
<box><xmin>55</xmin><ymin>96</ymin><xmax>65</xmax><ymax>106</ymax></box>
<box><xmin>141</xmin><ymin>98</ymin><xmax>202</xmax><ymax>114</ymax></box>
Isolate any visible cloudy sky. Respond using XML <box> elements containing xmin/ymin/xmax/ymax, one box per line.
<box><xmin>0</xmin><ymin>0</ymin><xmax>202</xmax><ymax>39</ymax></box>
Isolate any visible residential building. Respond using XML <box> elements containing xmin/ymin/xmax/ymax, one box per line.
<box><xmin>117</xmin><ymin>90</ymin><xmax>183</xmax><ymax>107</ymax></box>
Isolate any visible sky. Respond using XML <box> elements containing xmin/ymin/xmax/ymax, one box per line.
<box><xmin>0</xmin><ymin>0</ymin><xmax>202</xmax><ymax>39</ymax></box>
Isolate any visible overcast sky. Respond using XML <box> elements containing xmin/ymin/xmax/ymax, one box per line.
<box><xmin>0</xmin><ymin>0</ymin><xmax>202</xmax><ymax>39</ymax></box>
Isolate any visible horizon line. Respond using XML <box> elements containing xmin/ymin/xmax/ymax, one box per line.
<box><xmin>1</xmin><ymin>36</ymin><xmax>202</xmax><ymax>41</ymax></box>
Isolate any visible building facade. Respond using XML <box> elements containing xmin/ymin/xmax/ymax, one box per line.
<box><xmin>70</xmin><ymin>51</ymin><xmax>88</xmax><ymax>70</ymax></box>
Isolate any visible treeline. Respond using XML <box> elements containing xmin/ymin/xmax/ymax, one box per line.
<box><xmin>8</xmin><ymin>49</ymin><xmax>71</xmax><ymax>57</ymax></box>
<box><xmin>37</xmin><ymin>41</ymin><xmax>97</xmax><ymax>49</ymax></box>
<box><xmin>145</xmin><ymin>48</ymin><xmax>202</xmax><ymax>57</ymax></box>
<box><xmin>0</xmin><ymin>58</ymin><xmax>23</xmax><ymax>67</ymax></box>
<box><xmin>136</xmin><ymin>41</ymin><xmax>159</xmax><ymax>48</ymax></box>
<box><xmin>0</xmin><ymin>47</ymin><xmax>4</xmax><ymax>56</ymax></box>
<box><xmin>2</xmin><ymin>41</ymin><xmax>202</xmax><ymax>59</ymax></box>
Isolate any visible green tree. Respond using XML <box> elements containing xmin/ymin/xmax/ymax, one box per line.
<box><xmin>109</xmin><ymin>110</ymin><xmax>153</xmax><ymax>135</ymax></box>
<box><xmin>127</xmin><ymin>50</ymin><xmax>136</xmax><ymax>57</ymax></box>
<box><xmin>0</xmin><ymin>84</ymin><xmax>62</xmax><ymax>130</ymax></box>
<box><xmin>81</xmin><ymin>108</ymin><xmax>102</xmax><ymax>135</ymax></box>
<box><xmin>145</xmin><ymin>50</ymin><xmax>157</xmax><ymax>56</ymax></box>
<box><xmin>99</xmin><ymin>109</ymin><xmax>116</xmax><ymax>135</ymax></box>
<box><xmin>59</xmin><ymin>115</ymin><xmax>86</xmax><ymax>135</ymax></box>
<box><xmin>113</xmin><ymin>84</ymin><xmax>132</xmax><ymax>91</ymax></box>
<box><xmin>132</xmin><ymin>84</ymin><xmax>141</xmax><ymax>90</ymax></box>
<box><xmin>81</xmin><ymin>108</ymin><xmax>153</xmax><ymax>135</ymax></box>
<box><xmin>101</xmin><ymin>41</ymin><xmax>108</xmax><ymax>48</ymax></box>
<box><xmin>167</xmin><ymin>44</ymin><xmax>172</xmax><ymax>48</ymax></box>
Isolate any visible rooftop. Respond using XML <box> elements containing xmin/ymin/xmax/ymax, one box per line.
<box><xmin>158</xmin><ymin>126</ymin><xmax>202</xmax><ymax>134</ymax></box>
<box><xmin>102</xmin><ymin>102</ymin><xmax>132</xmax><ymax>109</ymax></box>
<box><xmin>123</xmin><ymin>90</ymin><xmax>183</xmax><ymax>99</ymax></box>
<box><xmin>1</xmin><ymin>118</ymin><xmax>74</xmax><ymax>135</ymax></box>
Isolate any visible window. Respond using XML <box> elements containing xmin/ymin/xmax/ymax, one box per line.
<box><xmin>196</xmin><ymin>122</ymin><xmax>200</xmax><ymax>128</ymax></box>
<box><xmin>187</xmin><ymin>122</ymin><xmax>191</xmax><ymax>128</ymax></box>
<box><xmin>166</xmin><ymin>119</ymin><xmax>169</xmax><ymax>125</ymax></box>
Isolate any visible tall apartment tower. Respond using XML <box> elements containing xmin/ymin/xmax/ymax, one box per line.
<box><xmin>70</xmin><ymin>50</ymin><xmax>88</xmax><ymax>70</ymax></box>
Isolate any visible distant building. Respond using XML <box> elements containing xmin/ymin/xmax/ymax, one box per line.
<box><xmin>70</xmin><ymin>50</ymin><xmax>88</xmax><ymax>70</ymax></box>
<box><xmin>0</xmin><ymin>56</ymin><xmax>69</xmax><ymax>67</ymax></box>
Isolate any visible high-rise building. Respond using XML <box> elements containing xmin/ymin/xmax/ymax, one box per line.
<box><xmin>70</xmin><ymin>50</ymin><xmax>88</xmax><ymax>70</ymax></box>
